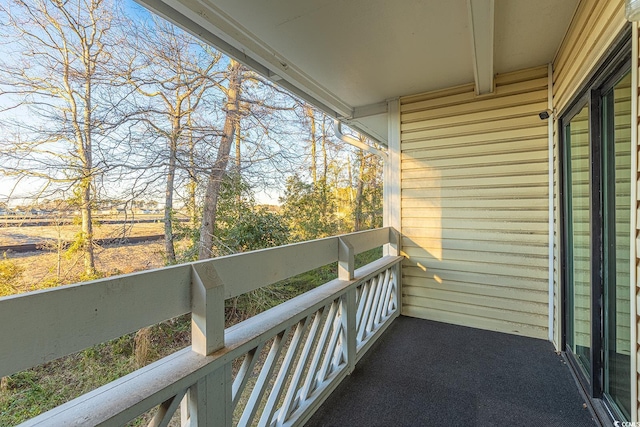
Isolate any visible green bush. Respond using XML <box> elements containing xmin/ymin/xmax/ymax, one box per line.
<box><xmin>0</xmin><ymin>254</ymin><xmax>24</xmax><ymax>297</ymax></box>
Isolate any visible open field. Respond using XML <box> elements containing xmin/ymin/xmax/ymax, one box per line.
<box><xmin>0</xmin><ymin>221</ymin><xmax>164</xmax><ymax>246</ymax></box>
<box><xmin>4</xmin><ymin>240</ymin><xmax>167</xmax><ymax>294</ymax></box>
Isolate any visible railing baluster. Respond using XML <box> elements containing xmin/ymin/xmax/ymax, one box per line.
<box><xmin>232</xmin><ymin>344</ymin><xmax>265</xmax><ymax>409</ymax></box>
<box><xmin>239</xmin><ymin>328</ymin><xmax>290</xmax><ymax>426</ymax></box>
<box><xmin>300</xmin><ymin>300</ymin><xmax>338</xmax><ymax>401</ymax></box>
<box><xmin>318</xmin><ymin>301</ymin><xmax>346</xmax><ymax>382</ymax></box>
<box><xmin>357</xmin><ymin>275</ymin><xmax>378</xmax><ymax>342</ymax></box>
<box><xmin>355</xmin><ymin>282</ymin><xmax>369</xmax><ymax>332</ymax></box>
<box><xmin>148</xmin><ymin>389</ymin><xmax>186</xmax><ymax>427</ymax></box>
<box><xmin>380</xmin><ymin>268</ymin><xmax>395</xmax><ymax>317</ymax></box>
<box><xmin>343</xmin><ymin>289</ymin><xmax>357</xmax><ymax>373</ymax></box>
<box><xmin>373</xmin><ymin>269</ymin><xmax>391</xmax><ymax>326</ymax></box>
<box><xmin>259</xmin><ymin>316</ymin><xmax>311</xmax><ymax>426</ymax></box>
<box><xmin>277</xmin><ymin>307</ymin><xmax>326</xmax><ymax>423</ymax></box>
<box><xmin>366</xmin><ymin>272</ymin><xmax>385</xmax><ymax>333</ymax></box>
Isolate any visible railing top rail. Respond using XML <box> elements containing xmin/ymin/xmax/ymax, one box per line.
<box><xmin>20</xmin><ymin>255</ymin><xmax>403</xmax><ymax>427</ymax></box>
<box><xmin>0</xmin><ymin>227</ymin><xmax>398</xmax><ymax>378</ymax></box>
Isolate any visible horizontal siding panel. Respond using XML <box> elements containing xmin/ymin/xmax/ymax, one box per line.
<box><xmin>402</xmin><ymin>174</ymin><xmax>548</xmax><ymax>190</ymax></box>
<box><xmin>495</xmin><ymin>66</ymin><xmax>549</xmax><ymax>86</ymax></box>
<box><xmin>402</xmin><ymin>265</ymin><xmax>547</xmax><ymax>291</ymax></box>
<box><xmin>401</xmin><ymin>186</ymin><xmax>548</xmax><ymax>199</ymax></box>
<box><xmin>403</xmin><ymin>294</ymin><xmax>548</xmax><ymax>327</ymax></box>
<box><xmin>401</xmin><ymin>218</ymin><xmax>548</xmax><ymax>233</ymax></box>
<box><xmin>401</xmin><ymin>101</ymin><xmax>548</xmax><ymax>132</ymax></box>
<box><xmin>401</xmin><ymin>208</ymin><xmax>548</xmax><ymax>220</ymax></box>
<box><xmin>400</xmin><ymin>65</ymin><xmax>550</xmax><ymax>339</ymax></box>
<box><xmin>554</xmin><ymin>0</ymin><xmax>625</xmax><ymax>111</ymax></box>
<box><xmin>401</xmin><ymin>197</ymin><xmax>549</xmax><ymax>209</ymax></box>
<box><xmin>402</xmin><ymin>276</ymin><xmax>549</xmax><ymax>303</ymax></box>
<box><xmin>402</xmin><ymin>138</ymin><xmax>547</xmax><ymax>160</ymax></box>
<box><xmin>402</xmin><ymin>247</ymin><xmax>546</xmax><ymax>268</ymax></box>
<box><xmin>401</xmin><ymin>237</ymin><xmax>547</xmax><ymax>256</ymax></box>
<box><xmin>403</xmin><ymin>90</ymin><xmax>547</xmax><ymax>123</ymax></box>
<box><xmin>403</xmin><ymin>286</ymin><xmax>547</xmax><ymax>316</ymax></box>
<box><xmin>402</xmin><ymin>304</ymin><xmax>548</xmax><ymax>339</ymax></box>
<box><xmin>401</xmin><ymin>75</ymin><xmax>547</xmax><ymax>114</ymax></box>
<box><xmin>401</xmin><ymin>162</ymin><xmax>549</xmax><ymax>179</ymax></box>
<box><xmin>402</xmin><ymin>257</ymin><xmax>548</xmax><ymax>280</ymax></box>
<box><xmin>401</xmin><ymin>150</ymin><xmax>549</xmax><ymax>170</ymax></box>
<box><xmin>402</xmin><ymin>228</ymin><xmax>547</xmax><ymax>244</ymax></box>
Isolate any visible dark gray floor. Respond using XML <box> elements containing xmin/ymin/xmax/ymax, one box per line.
<box><xmin>306</xmin><ymin>316</ymin><xmax>596</xmax><ymax>427</ymax></box>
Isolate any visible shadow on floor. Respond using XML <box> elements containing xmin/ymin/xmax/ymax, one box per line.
<box><xmin>306</xmin><ymin>316</ymin><xmax>596</xmax><ymax>427</ymax></box>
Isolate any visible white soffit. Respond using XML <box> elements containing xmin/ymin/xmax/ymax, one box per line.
<box><xmin>494</xmin><ymin>0</ymin><xmax>579</xmax><ymax>73</ymax></box>
<box><xmin>137</xmin><ymin>0</ymin><xmax>579</xmax><ymax>145</ymax></box>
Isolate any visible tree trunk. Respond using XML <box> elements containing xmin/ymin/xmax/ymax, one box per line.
<box><xmin>164</xmin><ymin>135</ymin><xmax>177</xmax><ymax>263</ymax></box>
<box><xmin>305</xmin><ymin>105</ymin><xmax>317</xmax><ymax>185</ymax></box>
<box><xmin>198</xmin><ymin>60</ymin><xmax>242</xmax><ymax>260</ymax></box>
<box><xmin>354</xmin><ymin>150</ymin><xmax>366</xmax><ymax>232</ymax></box>
<box><xmin>80</xmin><ymin>71</ymin><xmax>95</xmax><ymax>276</ymax></box>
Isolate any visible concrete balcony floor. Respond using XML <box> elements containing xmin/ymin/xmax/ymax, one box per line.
<box><xmin>307</xmin><ymin>316</ymin><xmax>596</xmax><ymax>427</ymax></box>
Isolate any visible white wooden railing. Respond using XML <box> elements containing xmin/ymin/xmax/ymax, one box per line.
<box><xmin>0</xmin><ymin>227</ymin><xmax>402</xmax><ymax>426</ymax></box>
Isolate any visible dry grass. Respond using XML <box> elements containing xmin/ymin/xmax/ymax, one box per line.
<box><xmin>0</xmin><ymin>222</ymin><xmax>164</xmax><ymax>246</ymax></box>
<box><xmin>4</xmin><ymin>240</ymin><xmax>166</xmax><ymax>294</ymax></box>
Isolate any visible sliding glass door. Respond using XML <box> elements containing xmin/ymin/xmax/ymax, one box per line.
<box><xmin>564</xmin><ymin>103</ymin><xmax>591</xmax><ymax>377</ymax></box>
<box><xmin>561</xmin><ymin>40</ymin><xmax>631</xmax><ymax>421</ymax></box>
<box><xmin>601</xmin><ymin>72</ymin><xmax>631</xmax><ymax>420</ymax></box>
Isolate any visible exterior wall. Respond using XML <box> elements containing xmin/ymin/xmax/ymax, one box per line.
<box><xmin>553</xmin><ymin>0</ymin><xmax>626</xmax><ymax>113</ymax></box>
<box><xmin>399</xmin><ymin>66</ymin><xmax>550</xmax><ymax>340</ymax></box>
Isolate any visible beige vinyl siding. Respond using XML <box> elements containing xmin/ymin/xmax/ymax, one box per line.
<box><xmin>554</xmin><ymin>0</ymin><xmax>626</xmax><ymax>112</ymax></box>
<box><xmin>399</xmin><ymin>66</ymin><xmax>549</xmax><ymax>339</ymax></box>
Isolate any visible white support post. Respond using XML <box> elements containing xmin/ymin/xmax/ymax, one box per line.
<box><xmin>206</xmin><ymin>365</ymin><xmax>232</xmax><ymax>427</ymax></box>
<box><xmin>188</xmin><ymin>264</ymin><xmax>230</xmax><ymax>426</ymax></box>
<box><xmin>338</xmin><ymin>238</ymin><xmax>355</xmax><ymax>281</ymax></box>
<box><xmin>384</xmin><ymin>98</ymin><xmax>401</xmax><ymax>257</ymax></box>
<box><xmin>191</xmin><ymin>263</ymin><xmax>225</xmax><ymax>356</ymax></box>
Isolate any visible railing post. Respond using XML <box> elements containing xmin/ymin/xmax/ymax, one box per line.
<box><xmin>188</xmin><ymin>263</ymin><xmax>231</xmax><ymax>426</ymax></box>
<box><xmin>386</xmin><ymin>228</ymin><xmax>402</xmax><ymax>318</ymax></box>
<box><xmin>191</xmin><ymin>263</ymin><xmax>225</xmax><ymax>355</ymax></box>
<box><xmin>385</xmin><ymin>227</ymin><xmax>401</xmax><ymax>256</ymax></box>
<box><xmin>338</xmin><ymin>237</ymin><xmax>355</xmax><ymax>280</ymax></box>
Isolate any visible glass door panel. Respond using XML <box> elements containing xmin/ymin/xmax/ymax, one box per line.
<box><xmin>564</xmin><ymin>103</ymin><xmax>591</xmax><ymax>377</ymax></box>
<box><xmin>602</xmin><ymin>71</ymin><xmax>631</xmax><ymax>419</ymax></box>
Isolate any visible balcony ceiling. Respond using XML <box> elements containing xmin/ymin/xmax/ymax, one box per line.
<box><xmin>140</xmin><ymin>0</ymin><xmax>579</xmax><ymax>144</ymax></box>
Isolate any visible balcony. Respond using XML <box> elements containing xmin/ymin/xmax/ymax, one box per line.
<box><xmin>0</xmin><ymin>226</ymin><xmax>595</xmax><ymax>426</ymax></box>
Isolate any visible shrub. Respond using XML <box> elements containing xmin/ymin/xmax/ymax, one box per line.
<box><xmin>0</xmin><ymin>253</ymin><xmax>24</xmax><ymax>297</ymax></box>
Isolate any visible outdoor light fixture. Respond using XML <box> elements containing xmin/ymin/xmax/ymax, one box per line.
<box><xmin>626</xmin><ymin>0</ymin><xmax>640</xmax><ymax>21</ymax></box>
<box><xmin>538</xmin><ymin>109</ymin><xmax>553</xmax><ymax>120</ymax></box>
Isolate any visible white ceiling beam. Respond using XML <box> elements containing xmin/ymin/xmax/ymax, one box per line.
<box><xmin>467</xmin><ymin>0</ymin><xmax>495</xmax><ymax>95</ymax></box>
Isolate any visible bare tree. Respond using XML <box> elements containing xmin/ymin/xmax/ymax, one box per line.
<box><xmin>199</xmin><ymin>59</ymin><xmax>243</xmax><ymax>259</ymax></box>
<box><xmin>125</xmin><ymin>18</ymin><xmax>222</xmax><ymax>263</ymax></box>
<box><xmin>0</xmin><ymin>0</ymin><xmax>123</xmax><ymax>276</ymax></box>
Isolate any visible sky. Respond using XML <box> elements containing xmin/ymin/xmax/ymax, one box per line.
<box><xmin>0</xmin><ymin>0</ymin><xmax>365</xmax><ymax>209</ymax></box>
